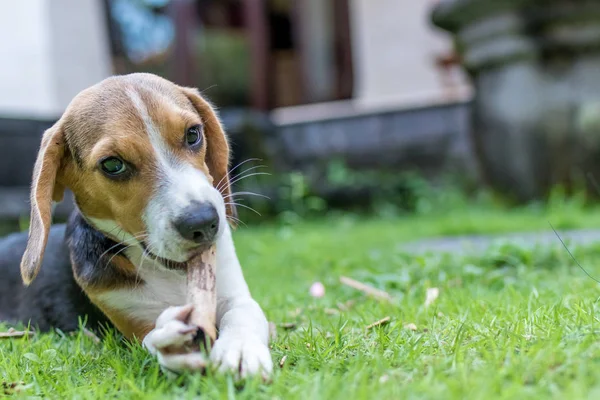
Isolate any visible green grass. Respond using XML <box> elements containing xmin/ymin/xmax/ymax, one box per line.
<box><xmin>4</xmin><ymin>203</ymin><xmax>600</xmax><ymax>399</ymax></box>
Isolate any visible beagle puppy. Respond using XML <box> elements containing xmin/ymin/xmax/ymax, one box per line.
<box><xmin>0</xmin><ymin>73</ymin><xmax>272</xmax><ymax>377</ymax></box>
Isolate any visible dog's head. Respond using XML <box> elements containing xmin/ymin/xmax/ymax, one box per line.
<box><xmin>21</xmin><ymin>73</ymin><xmax>236</xmax><ymax>284</ymax></box>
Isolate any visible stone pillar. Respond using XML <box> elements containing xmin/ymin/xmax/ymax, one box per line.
<box><xmin>0</xmin><ymin>0</ymin><xmax>112</xmax><ymax>119</ymax></box>
<box><xmin>433</xmin><ymin>0</ymin><xmax>600</xmax><ymax>200</ymax></box>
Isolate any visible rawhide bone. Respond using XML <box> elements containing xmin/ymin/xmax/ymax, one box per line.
<box><xmin>186</xmin><ymin>245</ymin><xmax>217</xmax><ymax>351</ymax></box>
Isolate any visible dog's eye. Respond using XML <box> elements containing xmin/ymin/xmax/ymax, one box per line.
<box><xmin>186</xmin><ymin>125</ymin><xmax>203</xmax><ymax>147</ymax></box>
<box><xmin>100</xmin><ymin>157</ymin><xmax>126</xmax><ymax>175</ymax></box>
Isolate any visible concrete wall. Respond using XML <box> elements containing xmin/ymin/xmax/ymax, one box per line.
<box><xmin>349</xmin><ymin>0</ymin><xmax>471</xmax><ymax>106</ymax></box>
<box><xmin>0</xmin><ymin>0</ymin><xmax>112</xmax><ymax>119</ymax></box>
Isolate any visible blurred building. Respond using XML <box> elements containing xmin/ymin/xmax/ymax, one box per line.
<box><xmin>109</xmin><ymin>0</ymin><xmax>476</xmax><ymax>183</ymax></box>
<box><xmin>0</xmin><ymin>1</ymin><xmax>111</xmax><ymax>120</ymax></box>
<box><xmin>109</xmin><ymin>0</ymin><xmax>471</xmax><ymax>110</ymax></box>
<box><xmin>0</xmin><ymin>0</ymin><xmax>475</xmax><ymax>219</ymax></box>
<box><xmin>0</xmin><ymin>0</ymin><xmax>112</xmax><ymax>220</ymax></box>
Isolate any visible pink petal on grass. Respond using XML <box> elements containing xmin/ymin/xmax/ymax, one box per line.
<box><xmin>310</xmin><ymin>282</ymin><xmax>326</xmax><ymax>298</ymax></box>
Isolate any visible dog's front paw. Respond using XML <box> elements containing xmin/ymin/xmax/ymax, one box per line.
<box><xmin>143</xmin><ymin>304</ymin><xmax>208</xmax><ymax>373</ymax></box>
<box><xmin>210</xmin><ymin>333</ymin><xmax>273</xmax><ymax>380</ymax></box>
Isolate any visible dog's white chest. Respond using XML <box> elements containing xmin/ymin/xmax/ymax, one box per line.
<box><xmin>98</xmin><ymin>253</ymin><xmax>187</xmax><ymax>324</ymax></box>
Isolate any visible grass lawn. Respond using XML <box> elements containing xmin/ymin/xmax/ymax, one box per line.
<box><xmin>3</xmin><ymin>202</ymin><xmax>600</xmax><ymax>399</ymax></box>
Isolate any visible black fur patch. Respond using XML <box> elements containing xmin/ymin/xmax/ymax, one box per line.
<box><xmin>66</xmin><ymin>212</ymin><xmax>139</xmax><ymax>289</ymax></box>
<box><xmin>0</xmin><ymin>210</ymin><xmax>141</xmax><ymax>334</ymax></box>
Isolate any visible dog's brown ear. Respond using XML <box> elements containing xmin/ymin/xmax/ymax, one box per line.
<box><xmin>21</xmin><ymin>123</ymin><xmax>66</xmax><ymax>285</ymax></box>
<box><xmin>180</xmin><ymin>87</ymin><xmax>237</xmax><ymax>224</ymax></box>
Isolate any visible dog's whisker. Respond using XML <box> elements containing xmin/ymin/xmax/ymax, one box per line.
<box><xmin>218</xmin><ymin>158</ymin><xmax>262</xmax><ymax>185</ymax></box>
<box><xmin>103</xmin><ymin>242</ymin><xmax>143</xmax><ymax>270</ymax></box>
<box><xmin>137</xmin><ymin>241</ymin><xmax>161</xmax><ymax>273</ymax></box>
<box><xmin>132</xmin><ymin>245</ymin><xmax>159</xmax><ymax>287</ymax></box>
<box><xmin>135</xmin><ymin>248</ymin><xmax>149</xmax><ymax>287</ymax></box>
<box><xmin>93</xmin><ymin>232</ymin><xmax>149</xmax><ymax>270</ymax></box>
<box><xmin>99</xmin><ymin>233</ymin><xmax>149</xmax><ymax>268</ymax></box>
<box><xmin>228</xmin><ymin>165</ymin><xmax>267</xmax><ymax>181</ymax></box>
<box><xmin>199</xmin><ymin>84</ymin><xmax>218</xmax><ymax>95</ymax></box>
<box><xmin>227</xmin><ymin>172</ymin><xmax>271</xmax><ymax>189</ymax></box>
<box><xmin>229</xmin><ymin>164</ymin><xmax>267</xmax><ymax>178</ymax></box>
<box><xmin>227</xmin><ymin>215</ymin><xmax>247</xmax><ymax>227</ymax></box>
<box><xmin>104</xmin><ymin>224</ymin><xmax>122</xmax><ymax>237</ymax></box>
<box><xmin>218</xmin><ymin>164</ymin><xmax>267</xmax><ymax>192</ymax></box>
<box><xmin>215</xmin><ymin>158</ymin><xmax>263</xmax><ymax>192</ymax></box>
<box><xmin>141</xmin><ymin>242</ymin><xmax>162</xmax><ymax>266</ymax></box>
<box><xmin>140</xmin><ymin>243</ymin><xmax>180</xmax><ymax>278</ymax></box>
<box><xmin>222</xmin><ymin>191</ymin><xmax>271</xmax><ymax>201</ymax></box>
<box><xmin>217</xmin><ymin>164</ymin><xmax>267</xmax><ymax>193</ymax></box>
<box><xmin>224</xmin><ymin>202</ymin><xmax>262</xmax><ymax>216</ymax></box>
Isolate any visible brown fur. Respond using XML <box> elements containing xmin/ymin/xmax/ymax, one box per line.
<box><xmin>21</xmin><ymin>73</ymin><xmax>235</xmax><ymax>295</ymax></box>
<box><xmin>20</xmin><ymin>124</ymin><xmax>67</xmax><ymax>284</ymax></box>
<box><xmin>88</xmin><ymin>295</ymin><xmax>154</xmax><ymax>340</ymax></box>
<box><xmin>180</xmin><ymin>87</ymin><xmax>236</xmax><ymax>219</ymax></box>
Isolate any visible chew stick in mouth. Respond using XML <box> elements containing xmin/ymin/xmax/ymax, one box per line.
<box><xmin>186</xmin><ymin>245</ymin><xmax>217</xmax><ymax>350</ymax></box>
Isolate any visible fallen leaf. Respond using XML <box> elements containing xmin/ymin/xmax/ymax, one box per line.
<box><xmin>2</xmin><ymin>381</ymin><xmax>28</xmax><ymax>395</ymax></box>
<box><xmin>324</xmin><ymin>308</ymin><xmax>339</xmax><ymax>315</ymax></box>
<box><xmin>268</xmin><ymin>322</ymin><xmax>277</xmax><ymax>341</ymax></box>
<box><xmin>404</xmin><ymin>323</ymin><xmax>418</xmax><ymax>331</ymax></box>
<box><xmin>279</xmin><ymin>355</ymin><xmax>287</xmax><ymax>368</ymax></box>
<box><xmin>279</xmin><ymin>322</ymin><xmax>297</xmax><ymax>330</ymax></box>
<box><xmin>340</xmin><ymin>276</ymin><xmax>393</xmax><ymax>302</ymax></box>
<box><xmin>0</xmin><ymin>328</ymin><xmax>34</xmax><ymax>339</ymax></box>
<box><xmin>70</xmin><ymin>328</ymin><xmax>101</xmax><ymax>344</ymax></box>
<box><xmin>82</xmin><ymin>328</ymin><xmax>101</xmax><ymax>344</ymax></box>
<box><xmin>337</xmin><ymin>300</ymin><xmax>356</xmax><ymax>311</ymax></box>
<box><xmin>366</xmin><ymin>316</ymin><xmax>391</xmax><ymax>330</ymax></box>
<box><xmin>425</xmin><ymin>287</ymin><xmax>440</xmax><ymax>307</ymax></box>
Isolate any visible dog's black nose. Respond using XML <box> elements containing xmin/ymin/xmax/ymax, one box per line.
<box><xmin>174</xmin><ymin>202</ymin><xmax>220</xmax><ymax>244</ymax></box>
